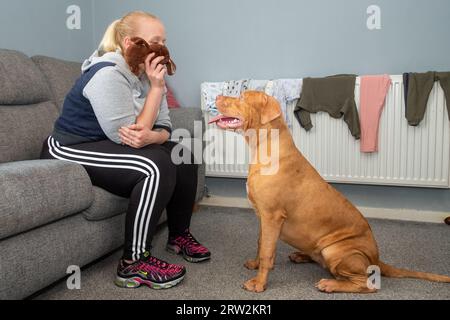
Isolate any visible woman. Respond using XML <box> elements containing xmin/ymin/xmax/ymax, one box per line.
<box><xmin>39</xmin><ymin>11</ymin><xmax>210</xmax><ymax>290</ymax></box>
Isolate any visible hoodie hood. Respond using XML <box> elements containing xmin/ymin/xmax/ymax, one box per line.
<box><xmin>82</xmin><ymin>49</ymin><xmax>125</xmax><ymax>71</ymax></box>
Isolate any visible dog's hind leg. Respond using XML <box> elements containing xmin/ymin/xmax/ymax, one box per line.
<box><xmin>289</xmin><ymin>252</ymin><xmax>313</xmax><ymax>263</ymax></box>
<box><xmin>316</xmin><ymin>253</ymin><xmax>377</xmax><ymax>293</ymax></box>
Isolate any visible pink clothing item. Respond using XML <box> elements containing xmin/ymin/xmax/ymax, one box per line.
<box><xmin>359</xmin><ymin>75</ymin><xmax>391</xmax><ymax>153</ymax></box>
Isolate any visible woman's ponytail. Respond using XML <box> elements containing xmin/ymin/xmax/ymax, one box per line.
<box><xmin>98</xmin><ymin>19</ymin><xmax>122</xmax><ymax>54</ymax></box>
<box><xmin>97</xmin><ymin>11</ymin><xmax>159</xmax><ymax>56</ymax></box>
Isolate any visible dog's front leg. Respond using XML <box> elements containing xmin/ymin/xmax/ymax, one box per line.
<box><xmin>243</xmin><ymin>211</ymin><xmax>284</xmax><ymax>293</ymax></box>
<box><xmin>244</xmin><ymin>220</ymin><xmax>261</xmax><ymax>270</ymax></box>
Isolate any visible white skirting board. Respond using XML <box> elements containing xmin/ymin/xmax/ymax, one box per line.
<box><xmin>198</xmin><ymin>195</ymin><xmax>449</xmax><ymax>224</ymax></box>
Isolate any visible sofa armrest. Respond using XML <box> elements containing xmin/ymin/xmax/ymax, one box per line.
<box><xmin>169</xmin><ymin>107</ymin><xmax>205</xmax><ymax>202</ymax></box>
<box><xmin>169</xmin><ymin>107</ymin><xmax>203</xmax><ymax>136</ymax></box>
<box><xmin>0</xmin><ymin>160</ymin><xmax>93</xmax><ymax>240</ymax></box>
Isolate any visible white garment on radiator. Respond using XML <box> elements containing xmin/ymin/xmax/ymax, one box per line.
<box><xmin>202</xmin><ymin>79</ymin><xmax>250</xmax><ymax>115</ymax></box>
<box><xmin>201</xmin><ymin>82</ymin><xmax>225</xmax><ymax>116</ymax></box>
<box><xmin>264</xmin><ymin>79</ymin><xmax>303</xmax><ymax>129</ymax></box>
<box><xmin>248</xmin><ymin>79</ymin><xmax>268</xmax><ymax>91</ymax></box>
<box><xmin>223</xmin><ymin>79</ymin><xmax>250</xmax><ymax>97</ymax></box>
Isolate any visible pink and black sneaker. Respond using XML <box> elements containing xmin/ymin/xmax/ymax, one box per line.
<box><xmin>115</xmin><ymin>251</ymin><xmax>186</xmax><ymax>289</ymax></box>
<box><xmin>166</xmin><ymin>229</ymin><xmax>211</xmax><ymax>263</ymax></box>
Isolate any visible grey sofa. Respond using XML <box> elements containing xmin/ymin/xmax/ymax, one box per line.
<box><xmin>0</xmin><ymin>49</ymin><xmax>205</xmax><ymax>300</ymax></box>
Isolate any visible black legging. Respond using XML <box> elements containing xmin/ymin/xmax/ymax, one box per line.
<box><xmin>39</xmin><ymin>135</ymin><xmax>198</xmax><ymax>261</ymax></box>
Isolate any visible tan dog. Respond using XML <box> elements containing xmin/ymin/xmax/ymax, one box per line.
<box><xmin>210</xmin><ymin>91</ymin><xmax>450</xmax><ymax>293</ymax></box>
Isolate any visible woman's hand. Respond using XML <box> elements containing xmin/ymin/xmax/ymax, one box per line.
<box><xmin>119</xmin><ymin>124</ymin><xmax>168</xmax><ymax>148</ymax></box>
<box><xmin>144</xmin><ymin>53</ymin><xmax>167</xmax><ymax>89</ymax></box>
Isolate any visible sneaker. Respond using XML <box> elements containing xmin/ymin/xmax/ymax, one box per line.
<box><xmin>115</xmin><ymin>252</ymin><xmax>186</xmax><ymax>289</ymax></box>
<box><xmin>166</xmin><ymin>229</ymin><xmax>211</xmax><ymax>263</ymax></box>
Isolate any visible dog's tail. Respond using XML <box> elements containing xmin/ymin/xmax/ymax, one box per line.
<box><xmin>379</xmin><ymin>261</ymin><xmax>450</xmax><ymax>282</ymax></box>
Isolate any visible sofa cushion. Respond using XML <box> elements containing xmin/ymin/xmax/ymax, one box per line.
<box><xmin>0</xmin><ymin>160</ymin><xmax>94</xmax><ymax>240</ymax></box>
<box><xmin>0</xmin><ymin>49</ymin><xmax>52</xmax><ymax>105</ymax></box>
<box><xmin>82</xmin><ymin>186</ymin><xmax>129</xmax><ymax>221</ymax></box>
<box><xmin>0</xmin><ymin>101</ymin><xmax>59</xmax><ymax>163</ymax></box>
<box><xmin>81</xmin><ymin>187</ymin><xmax>170</xmax><ymax>227</ymax></box>
<box><xmin>31</xmin><ymin>55</ymin><xmax>81</xmax><ymax>111</ymax></box>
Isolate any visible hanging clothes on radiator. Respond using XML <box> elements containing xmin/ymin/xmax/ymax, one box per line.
<box><xmin>202</xmin><ymin>79</ymin><xmax>302</xmax><ymax>129</ymax></box>
<box><xmin>201</xmin><ymin>79</ymin><xmax>250</xmax><ymax>115</ymax></box>
<box><xmin>402</xmin><ymin>73</ymin><xmax>409</xmax><ymax>116</ymax></box>
<box><xmin>223</xmin><ymin>79</ymin><xmax>250</xmax><ymax>97</ymax></box>
<box><xmin>264</xmin><ymin>79</ymin><xmax>303</xmax><ymax>129</ymax></box>
<box><xmin>201</xmin><ymin>82</ymin><xmax>225</xmax><ymax>116</ymax></box>
<box><xmin>359</xmin><ymin>75</ymin><xmax>391</xmax><ymax>153</ymax></box>
<box><xmin>248</xmin><ymin>79</ymin><xmax>268</xmax><ymax>91</ymax></box>
<box><xmin>294</xmin><ymin>74</ymin><xmax>360</xmax><ymax>139</ymax></box>
<box><xmin>405</xmin><ymin>72</ymin><xmax>450</xmax><ymax>126</ymax></box>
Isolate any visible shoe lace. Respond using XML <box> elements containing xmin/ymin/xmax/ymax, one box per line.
<box><xmin>143</xmin><ymin>255</ymin><xmax>170</xmax><ymax>269</ymax></box>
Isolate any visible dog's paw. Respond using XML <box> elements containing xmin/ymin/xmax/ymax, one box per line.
<box><xmin>315</xmin><ymin>279</ymin><xmax>337</xmax><ymax>293</ymax></box>
<box><xmin>243</xmin><ymin>278</ymin><xmax>266</xmax><ymax>293</ymax></box>
<box><xmin>244</xmin><ymin>259</ymin><xmax>259</xmax><ymax>270</ymax></box>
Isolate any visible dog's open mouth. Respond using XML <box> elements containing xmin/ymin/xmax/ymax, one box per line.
<box><xmin>208</xmin><ymin>114</ymin><xmax>243</xmax><ymax>129</ymax></box>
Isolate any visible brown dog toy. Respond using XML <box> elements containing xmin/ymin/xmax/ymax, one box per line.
<box><xmin>124</xmin><ymin>36</ymin><xmax>176</xmax><ymax>76</ymax></box>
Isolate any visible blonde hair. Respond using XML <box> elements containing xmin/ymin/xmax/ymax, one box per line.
<box><xmin>98</xmin><ymin>11</ymin><xmax>159</xmax><ymax>54</ymax></box>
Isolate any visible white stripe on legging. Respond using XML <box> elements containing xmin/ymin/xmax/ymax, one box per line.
<box><xmin>50</xmin><ymin>137</ymin><xmax>157</xmax><ymax>261</ymax></box>
<box><xmin>48</xmin><ymin>137</ymin><xmax>160</xmax><ymax>261</ymax></box>
<box><xmin>52</xmin><ymin>138</ymin><xmax>159</xmax><ymax>260</ymax></box>
<box><xmin>54</xmin><ymin>139</ymin><xmax>162</xmax><ymax>261</ymax></box>
<box><xmin>49</xmin><ymin>137</ymin><xmax>152</xmax><ymax>261</ymax></box>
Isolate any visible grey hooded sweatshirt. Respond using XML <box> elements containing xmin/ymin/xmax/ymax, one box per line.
<box><xmin>52</xmin><ymin>48</ymin><xmax>172</xmax><ymax>145</ymax></box>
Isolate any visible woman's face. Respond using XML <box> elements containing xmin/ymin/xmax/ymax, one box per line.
<box><xmin>123</xmin><ymin>17</ymin><xmax>167</xmax><ymax>73</ymax></box>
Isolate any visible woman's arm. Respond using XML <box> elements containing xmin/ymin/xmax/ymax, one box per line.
<box><xmin>83</xmin><ymin>68</ymin><xmax>136</xmax><ymax>144</ymax></box>
<box><xmin>135</xmin><ymin>54</ymin><xmax>167</xmax><ymax>129</ymax></box>
<box><xmin>118</xmin><ymin>53</ymin><xmax>173</xmax><ymax>148</ymax></box>
<box><xmin>135</xmin><ymin>86</ymin><xmax>164</xmax><ymax>129</ymax></box>
<box><xmin>118</xmin><ymin>125</ymin><xmax>169</xmax><ymax>147</ymax></box>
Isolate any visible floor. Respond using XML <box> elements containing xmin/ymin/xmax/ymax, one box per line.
<box><xmin>35</xmin><ymin>206</ymin><xmax>450</xmax><ymax>300</ymax></box>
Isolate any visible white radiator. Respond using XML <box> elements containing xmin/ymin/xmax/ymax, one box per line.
<box><xmin>201</xmin><ymin>76</ymin><xmax>450</xmax><ymax>188</ymax></box>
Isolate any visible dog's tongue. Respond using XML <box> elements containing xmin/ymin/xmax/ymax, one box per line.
<box><xmin>208</xmin><ymin>114</ymin><xmax>226</xmax><ymax>124</ymax></box>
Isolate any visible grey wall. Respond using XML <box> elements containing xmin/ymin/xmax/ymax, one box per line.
<box><xmin>0</xmin><ymin>0</ymin><xmax>94</xmax><ymax>61</ymax></box>
<box><xmin>91</xmin><ymin>0</ymin><xmax>450</xmax><ymax>107</ymax></box>
<box><xmin>5</xmin><ymin>0</ymin><xmax>447</xmax><ymax>106</ymax></box>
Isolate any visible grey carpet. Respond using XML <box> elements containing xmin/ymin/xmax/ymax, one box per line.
<box><xmin>35</xmin><ymin>206</ymin><xmax>450</xmax><ymax>300</ymax></box>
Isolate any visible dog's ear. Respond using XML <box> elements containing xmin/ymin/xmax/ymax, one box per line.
<box><xmin>167</xmin><ymin>58</ymin><xmax>176</xmax><ymax>75</ymax></box>
<box><xmin>260</xmin><ymin>95</ymin><xmax>281</xmax><ymax>125</ymax></box>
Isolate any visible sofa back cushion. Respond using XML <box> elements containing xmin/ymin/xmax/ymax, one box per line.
<box><xmin>0</xmin><ymin>102</ymin><xmax>59</xmax><ymax>163</ymax></box>
<box><xmin>0</xmin><ymin>49</ymin><xmax>52</xmax><ymax>105</ymax></box>
<box><xmin>31</xmin><ymin>55</ymin><xmax>81</xmax><ymax>111</ymax></box>
<box><xmin>0</xmin><ymin>49</ymin><xmax>59</xmax><ymax>163</ymax></box>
